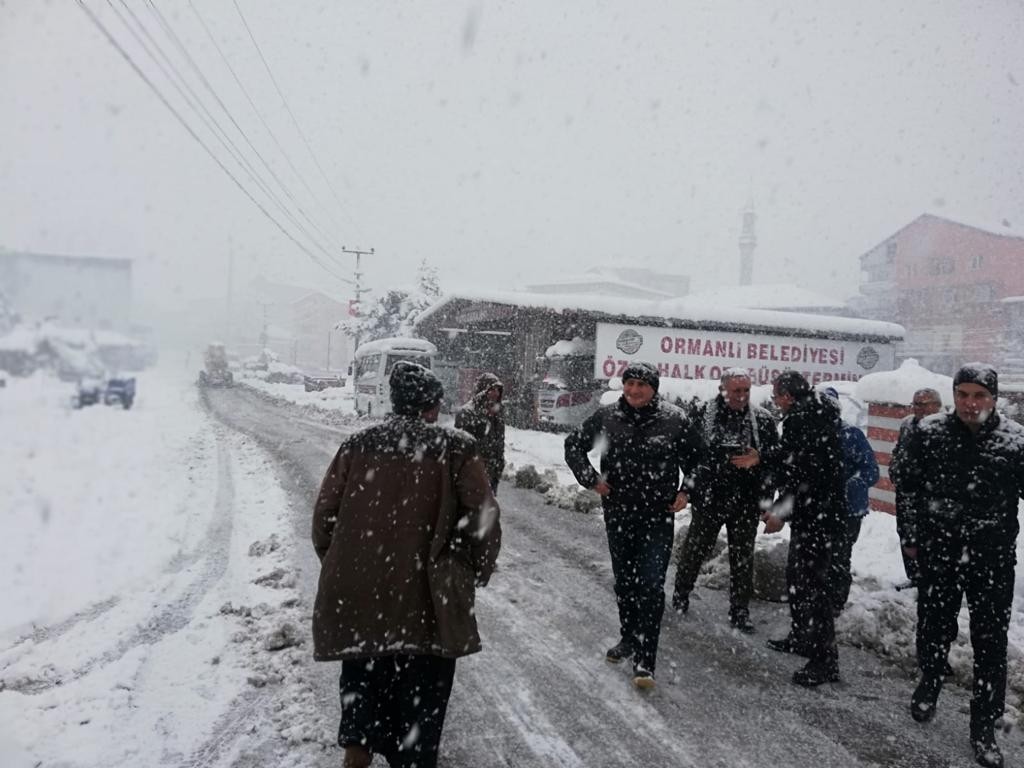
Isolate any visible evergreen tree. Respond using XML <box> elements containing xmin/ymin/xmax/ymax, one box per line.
<box><xmin>339</xmin><ymin>260</ymin><xmax>442</xmax><ymax>344</ymax></box>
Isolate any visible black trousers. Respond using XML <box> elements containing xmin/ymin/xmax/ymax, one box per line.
<box><xmin>604</xmin><ymin>503</ymin><xmax>675</xmax><ymax>672</ymax></box>
<box><xmin>895</xmin><ymin>493</ymin><xmax>920</xmax><ymax>583</ymax></box>
<box><xmin>827</xmin><ymin>516</ymin><xmax>863</xmax><ymax>614</ymax></box>
<box><xmin>787</xmin><ymin>524</ymin><xmax>838</xmax><ymax>665</ymax></box>
<box><xmin>916</xmin><ymin>523</ymin><xmax>1015</xmax><ymax>733</ymax></box>
<box><xmin>673</xmin><ymin>500</ymin><xmax>760</xmax><ymax>615</ymax></box>
<box><xmin>339</xmin><ymin>654</ymin><xmax>456</xmax><ymax>768</ymax></box>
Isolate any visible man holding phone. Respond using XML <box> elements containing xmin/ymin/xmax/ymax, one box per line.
<box><xmin>671</xmin><ymin>368</ymin><xmax>778</xmax><ymax>633</ymax></box>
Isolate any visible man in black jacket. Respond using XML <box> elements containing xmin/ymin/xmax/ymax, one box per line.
<box><xmin>901</xmin><ymin>364</ymin><xmax>1024</xmax><ymax>768</ymax></box>
<box><xmin>762</xmin><ymin>370</ymin><xmax>846</xmax><ymax>687</ymax></box>
<box><xmin>672</xmin><ymin>369</ymin><xmax>778</xmax><ymax>633</ymax></box>
<box><xmin>888</xmin><ymin>387</ymin><xmax>942</xmax><ymax>586</ymax></box>
<box><xmin>564</xmin><ymin>362</ymin><xmax>702</xmax><ymax>689</ymax></box>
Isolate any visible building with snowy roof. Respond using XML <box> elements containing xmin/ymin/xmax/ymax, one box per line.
<box><xmin>415</xmin><ymin>288</ymin><xmax>903</xmax><ymax>427</ymax></box>
<box><xmin>0</xmin><ymin>249</ymin><xmax>132</xmax><ymax>331</ymax></box>
<box><xmin>852</xmin><ymin>213</ymin><xmax>1024</xmax><ymax>377</ymax></box>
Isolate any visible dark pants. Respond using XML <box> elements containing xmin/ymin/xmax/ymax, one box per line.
<box><xmin>916</xmin><ymin>523</ymin><xmax>1015</xmax><ymax>734</ymax></box>
<box><xmin>895</xmin><ymin>494</ymin><xmax>919</xmax><ymax>583</ymax></box>
<box><xmin>339</xmin><ymin>654</ymin><xmax>456</xmax><ymax>768</ymax></box>
<box><xmin>828</xmin><ymin>516</ymin><xmax>863</xmax><ymax>614</ymax></box>
<box><xmin>674</xmin><ymin>500</ymin><xmax>760</xmax><ymax>616</ymax></box>
<box><xmin>604</xmin><ymin>502</ymin><xmax>675</xmax><ymax>673</ymax></box>
<box><xmin>787</xmin><ymin>524</ymin><xmax>838</xmax><ymax>665</ymax></box>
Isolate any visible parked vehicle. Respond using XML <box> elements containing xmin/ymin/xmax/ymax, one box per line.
<box><xmin>535</xmin><ymin>338</ymin><xmax>602</xmax><ymax>429</ymax></box>
<box><xmin>73</xmin><ymin>376</ymin><xmax>135</xmax><ymax>409</ymax></box>
<box><xmin>353</xmin><ymin>337</ymin><xmax>436</xmax><ymax>416</ymax></box>
<box><xmin>303</xmin><ymin>372</ymin><xmax>345</xmax><ymax>392</ymax></box>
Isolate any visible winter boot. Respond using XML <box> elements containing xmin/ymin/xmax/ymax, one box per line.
<box><xmin>910</xmin><ymin>674</ymin><xmax>942</xmax><ymax>723</ymax></box>
<box><xmin>792</xmin><ymin>658</ymin><xmax>840</xmax><ymax>687</ymax></box>
<box><xmin>671</xmin><ymin>591</ymin><xmax>689</xmax><ymax>614</ymax></box>
<box><xmin>606</xmin><ymin>640</ymin><xmax>634</xmax><ymax>664</ymax></box>
<box><xmin>971</xmin><ymin>716</ymin><xmax>1004</xmax><ymax>768</ymax></box>
<box><xmin>729</xmin><ymin>609</ymin><xmax>755</xmax><ymax>634</ymax></box>
<box><xmin>766</xmin><ymin>635</ymin><xmax>811</xmax><ymax>657</ymax></box>
<box><xmin>343</xmin><ymin>744</ymin><xmax>372</xmax><ymax>768</ymax></box>
<box><xmin>632</xmin><ymin>665</ymin><xmax>655</xmax><ymax>690</ymax></box>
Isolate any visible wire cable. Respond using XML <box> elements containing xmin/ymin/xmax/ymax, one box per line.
<box><xmin>74</xmin><ymin>0</ymin><xmax>353</xmax><ymax>286</ymax></box>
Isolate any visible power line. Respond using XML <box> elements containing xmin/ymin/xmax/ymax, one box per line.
<box><xmin>75</xmin><ymin>0</ymin><xmax>353</xmax><ymax>287</ymax></box>
<box><xmin>230</xmin><ymin>0</ymin><xmax>361</xmax><ymax>247</ymax></box>
<box><xmin>144</xmin><ymin>0</ymin><xmax>347</xmax><ymax>257</ymax></box>
<box><xmin>110</xmin><ymin>0</ymin><xmax>343</xmax><ymax>271</ymax></box>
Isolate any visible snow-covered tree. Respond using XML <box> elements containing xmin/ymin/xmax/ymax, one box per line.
<box><xmin>339</xmin><ymin>260</ymin><xmax>442</xmax><ymax>344</ymax></box>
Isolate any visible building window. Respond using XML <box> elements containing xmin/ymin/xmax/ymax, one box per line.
<box><xmin>885</xmin><ymin>242</ymin><xmax>897</xmax><ymax>263</ymax></box>
<box><xmin>970</xmin><ymin>254</ymin><xmax>984</xmax><ymax>270</ymax></box>
<box><xmin>974</xmin><ymin>283</ymin><xmax>995</xmax><ymax>302</ymax></box>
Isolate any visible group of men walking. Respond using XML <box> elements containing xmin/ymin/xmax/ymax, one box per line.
<box><xmin>309</xmin><ymin>356</ymin><xmax>1023</xmax><ymax>768</ymax></box>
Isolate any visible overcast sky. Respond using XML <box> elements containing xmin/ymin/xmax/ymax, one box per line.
<box><xmin>1</xmin><ymin>0</ymin><xmax>1022</xmax><ymax>316</ymax></box>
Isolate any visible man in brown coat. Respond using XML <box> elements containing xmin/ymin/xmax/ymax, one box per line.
<box><xmin>312</xmin><ymin>361</ymin><xmax>501</xmax><ymax>768</ymax></box>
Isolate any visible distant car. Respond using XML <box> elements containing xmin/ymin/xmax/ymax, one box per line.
<box><xmin>303</xmin><ymin>372</ymin><xmax>345</xmax><ymax>392</ymax></box>
<box><xmin>73</xmin><ymin>376</ymin><xmax>137</xmax><ymax>410</ymax></box>
<box><xmin>265</xmin><ymin>362</ymin><xmax>305</xmax><ymax>385</ymax></box>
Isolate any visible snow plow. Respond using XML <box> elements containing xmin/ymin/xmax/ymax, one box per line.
<box><xmin>198</xmin><ymin>342</ymin><xmax>233</xmax><ymax>387</ymax></box>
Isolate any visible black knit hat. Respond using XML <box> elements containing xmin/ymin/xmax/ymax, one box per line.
<box><xmin>953</xmin><ymin>362</ymin><xmax>998</xmax><ymax>398</ymax></box>
<box><xmin>621</xmin><ymin>361</ymin><xmax>659</xmax><ymax>392</ymax></box>
<box><xmin>389</xmin><ymin>361</ymin><xmax>444</xmax><ymax>415</ymax></box>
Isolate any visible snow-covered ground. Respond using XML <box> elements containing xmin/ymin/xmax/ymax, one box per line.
<box><xmin>0</xmin><ymin>370</ymin><xmax>318</xmax><ymax>766</ymax></box>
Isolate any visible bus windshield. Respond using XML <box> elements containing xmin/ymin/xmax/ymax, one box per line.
<box><xmin>385</xmin><ymin>353</ymin><xmax>432</xmax><ymax>375</ymax></box>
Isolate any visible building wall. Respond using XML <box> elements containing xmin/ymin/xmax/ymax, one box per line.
<box><xmin>0</xmin><ymin>251</ymin><xmax>132</xmax><ymax>330</ymax></box>
<box><xmin>858</xmin><ymin>215</ymin><xmax>1024</xmax><ymax>374</ymax></box>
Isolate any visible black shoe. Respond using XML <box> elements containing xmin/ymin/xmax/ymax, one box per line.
<box><xmin>672</xmin><ymin>592</ymin><xmax>689</xmax><ymax>614</ymax></box>
<box><xmin>766</xmin><ymin>635</ymin><xmax>811</xmax><ymax>657</ymax></box>
<box><xmin>729</xmin><ymin>611</ymin><xmax>756</xmax><ymax>634</ymax></box>
<box><xmin>631</xmin><ymin>665</ymin><xmax>655</xmax><ymax>690</ymax></box>
<box><xmin>972</xmin><ymin>740</ymin><xmax>1004</xmax><ymax>768</ymax></box>
<box><xmin>792</xmin><ymin>659</ymin><xmax>840</xmax><ymax>687</ymax></box>
<box><xmin>606</xmin><ymin>640</ymin><xmax>634</xmax><ymax>664</ymax></box>
<box><xmin>910</xmin><ymin>675</ymin><xmax>942</xmax><ymax>723</ymax></box>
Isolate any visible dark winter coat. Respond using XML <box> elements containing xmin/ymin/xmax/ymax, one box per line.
<box><xmin>564</xmin><ymin>395</ymin><xmax>703</xmax><ymax>511</ymax></box>
<box><xmin>454</xmin><ymin>373</ymin><xmax>506</xmax><ymax>485</ymax></box>
<box><xmin>839</xmin><ymin>422</ymin><xmax>880</xmax><ymax>518</ymax></box>
<box><xmin>899</xmin><ymin>411</ymin><xmax>1024</xmax><ymax>548</ymax></box>
<box><xmin>692</xmin><ymin>394</ymin><xmax>778</xmax><ymax>512</ymax></box>
<box><xmin>772</xmin><ymin>392</ymin><xmax>846</xmax><ymax>531</ymax></box>
<box><xmin>312</xmin><ymin>415</ymin><xmax>501</xmax><ymax>661</ymax></box>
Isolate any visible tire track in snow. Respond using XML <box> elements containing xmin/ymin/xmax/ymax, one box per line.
<box><xmin>3</xmin><ymin>433</ymin><xmax>236</xmax><ymax>694</ymax></box>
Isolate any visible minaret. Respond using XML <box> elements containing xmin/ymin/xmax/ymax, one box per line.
<box><xmin>738</xmin><ymin>201</ymin><xmax>757</xmax><ymax>285</ymax></box>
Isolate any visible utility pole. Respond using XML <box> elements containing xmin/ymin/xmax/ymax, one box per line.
<box><xmin>341</xmin><ymin>246</ymin><xmax>373</xmax><ymax>353</ymax></box>
<box><xmin>225</xmin><ymin>237</ymin><xmax>234</xmax><ymax>344</ymax></box>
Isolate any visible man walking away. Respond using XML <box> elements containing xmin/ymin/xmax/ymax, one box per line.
<box><xmin>888</xmin><ymin>387</ymin><xmax>942</xmax><ymax>587</ymax></box>
<box><xmin>564</xmin><ymin>362</ymin><xmax>703</xmax><ymax>689</ymax></box>
<box><xmin>312</xmin><ymin>362</ymin><xmax>502</xmax><ymax>768</ymax></box>
<box><xmin>901</xmin><ymin>364</ymin><xmax>1024</xmax><ymax>768</ymax></box>
<box><xmin>455</xmin><ymin>372</ymin><xmax>506</xmax><ymax>494</ymax></box>
<box><xmin>822</xmin><ymin>387</ymin><xmax>880</xmax><ymax>617</ymax></box>
<box><xmin>763</xmin><ymin>371</ymin><xmax>846</xmax><ymax>687</ymax></box>
<box><xmin>672</xmin><ymin>368</ymin><xmax>778</xmax><ymax>633</ymax></box>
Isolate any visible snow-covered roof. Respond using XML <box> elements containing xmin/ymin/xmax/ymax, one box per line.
<box><xmin>855</xmin><ymin>358</ymin><xmax>953</xmax><ymax>406</ymax></box>
<box><xmin>525</xmin><ymin>273</ymin><xmax>675</xmax><ymax>299</ymax></box>
<box><xmin>921</xmin><ymin>211</ymin><xmax>1021</xmax><ymax>240</ymax></box>
<box><xmin>0</xmin><ymin>249</ymin><xmax>132</xmax><ymax>264</ymax></box>
<box><xmin>354</xmin><ymin>336</ymin><xmax>437</xmax><ymax>357</ymax></box>
<box><xmin>416</xmin><ymin>289</ymin><xmax>904</xmax><ymax>341</ymax></box>
<box><xmin>685</xmin><ymin>283</ymin><xmax>847</xmax><ymax>311</ymax></box>
<box><xmin>544</xmin><ymin>337</ymin><xmax>595</xmax><ymax>357</ymax></box>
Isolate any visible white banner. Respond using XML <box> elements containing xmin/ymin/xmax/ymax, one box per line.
<box><xmin>594</xmin><ymin>322</ymin><xmax>895</xmax><ymax>386</ymax></box>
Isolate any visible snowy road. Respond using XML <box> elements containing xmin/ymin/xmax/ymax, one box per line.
<box><xmin>204</xmin><ymin>385</ymin><xmax>1018</xmax><ymax>768</ymax></box>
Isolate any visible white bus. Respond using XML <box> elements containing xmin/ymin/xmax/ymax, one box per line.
<box><xmin>353</xmin><ymin>337</ymin><xmax>437</xmax><ymax>416</ymax></box>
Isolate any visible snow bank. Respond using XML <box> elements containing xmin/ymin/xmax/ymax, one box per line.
<box><xmin>856</xmin><ymin>358</ymin><xmax>953</xmax><ymax>406</ymax></box>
